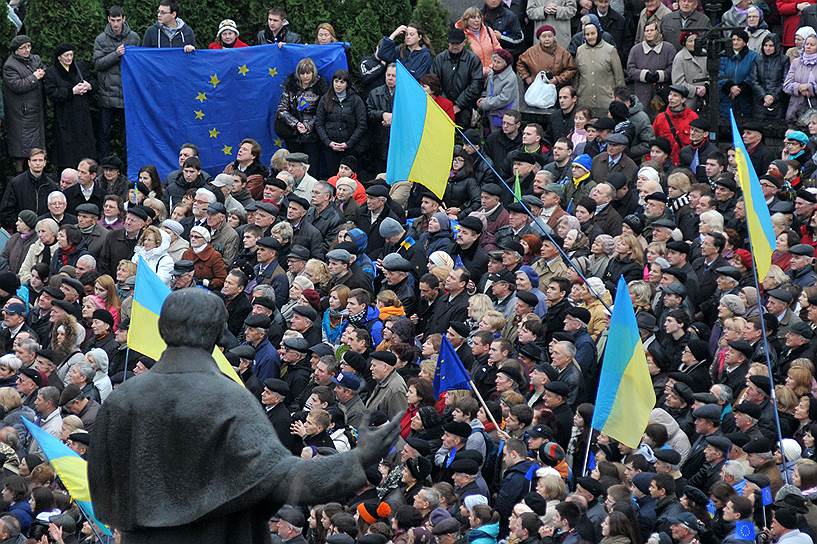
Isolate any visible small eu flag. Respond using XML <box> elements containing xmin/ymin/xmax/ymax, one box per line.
<box><xmin>706</xmin><ymin>500</ymin><xmax>716</xmax><ymax>517</ymax></box>
<box><xmin>450</xmin><ymin>218</ymin><xmax>460</xmax><ymax>234</ymax></box>
<box><xmin>587</xmin><ymin>451</ymin><xmax>596</xmax><ymax>471</ymax></box>
<box><xmin>735</xmin><ymin>521</ymin><xmax>756</xmax><ymax>540</ymax></box>
<box><xmin>761</xmin><ymin>486</ymin><xmax>773</xmax><ymax>506</ymax></box>
<box><xmin>454</xmin><ymin>255</ymin><xmax>464</xmax><ymax>269</ymax></box>
<box><xmin>433</xmin><ymin>336</ymin><xmax>472</xmax><ymax>398</ymax></box>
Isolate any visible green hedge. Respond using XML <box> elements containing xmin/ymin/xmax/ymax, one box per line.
<box><xmin>23</xmin><ymin>0</ymin><xmax>448</xmax><ymax>70</ymax></box>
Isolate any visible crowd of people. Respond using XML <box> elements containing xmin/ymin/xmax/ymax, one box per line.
<box><xmin>2</xmin><ymin>0</ymin><xmax>817</xmax><ymax>542</ymax></box>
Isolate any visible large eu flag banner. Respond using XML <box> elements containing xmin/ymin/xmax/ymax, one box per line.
<box><xmin>121</xmin><ymin>43</ymin><xmax>348</xmax><ymax>179</ymax></box>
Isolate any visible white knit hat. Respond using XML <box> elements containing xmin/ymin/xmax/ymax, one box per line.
<box><xmin>190</xmin><ymin>225</ymin><xmax>211</xmax><ymax>243</ymax></box>
<box><xmin>782</xmin><ymin>438</ymin><xmax>802</xmax><ymax>462</ymax></box>
<box><xmin>217</xmin><ymin>19</ymin><xmax>239</xmax><ymax>38</ymax></box>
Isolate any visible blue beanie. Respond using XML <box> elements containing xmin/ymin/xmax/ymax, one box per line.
<box><xmin>572</xmin><ymin>154</ymin><xmax>592</xmax><ymax>172</ymax></box>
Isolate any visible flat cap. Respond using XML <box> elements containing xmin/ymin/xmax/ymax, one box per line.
<box><xmin>705</xmin><ymin>435</ymin><xmax>732</xmax><ymax>452</ymax></box>
<box><xmin>286</xmin><ymin>152</ymin><xmax>310</xmax><ymax>164</ymax></box>
<box><xmin>449</xmin><ymin>458</ymin><xmax>480</xmax><ymax>475</ymax></box>
<box><xmin>516</xmin><ymin>290</ymin><xmax>539</xmax><ymax>308</ymax></box>
<box><xmin>692</xmin><ymin>403</ymin><xmax>721</xmax><ymax>421</ymax></box>
<box><xmin>790</xmin><ymin>243</ymin><xmax>815</xmax><ymax>257</ymax></box>
<box><xmin>282</xmin><ymin>337</ymin><xmax>310</xmax><ymax>353</ymax></box>
<box><xmin>371</xmin><ymin>351</ymin><xmax>397</xmax><ymax>366</ymax></box>
<box><xmin>742</xmin><ymin>438</ymin><xmax>773</xmax><ymax>454</ymax></box>
<box><xmin>734</xmin><ymin>401</ymin><xmax>761</xmax><ymax>419</ymax></box>
<box><xmin>767</xmin><ymin>288</ymin><xmax>793</xmax><ymax>303</ymax></box>
<box><xmin>715</xmin><ymin>266</ymin><xmax>741</xmax><ymax>281</ymax></box>
<box><xmin>75</xmin><ymin>203</ymin><xmax>100</xmax><ymax>217</ymax></box>
<box><xmin>326</xmin><ymin>248</ymin><xmax>352</xmax><ymax>264</ymax></box>
<box><xmin>263</xmin><ymin>378</ymin><xmax>289</xmax><ymax>395</ymax></box>
<box><xmin>292</xmin><ymin>305</ymin><xmax>318</xmax><ymax>321</ymax></box>
<box><xmin>544</xmin><ymin>381</ymin><xmax>570</xmax><ymax>397</ymax></box>
<box><xmin>443</xmin><ymin>421</ymin><xmax>472</xmax><ymax>439</ymax></box>
<box><xmin>654</xmin><ymin>448</ymin><xmax>681</xmax><ymax>465</ymax></box>
<box><xmin>244</xmin><ymin>314</ymin><xmax>271</xmax><ymax>329</ymax></box>
<box><xmin>277</xmin><ymin>505</ymin><xmax>305</xmax><ymax>527</ymax></box>
<box><xmin>365</xmin><ymin>184</ymin><xmax>389</xmax><ymax>198</ymax></box>
<box><xmin>381</xmin><ymin>253</ymin><xmax>414</xmax><ymax>272</ymax></box>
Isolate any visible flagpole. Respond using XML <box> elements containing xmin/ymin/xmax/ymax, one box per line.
<box><xmin>456</xmin><ymin>127</ymin><xmax>612</xmax><ymax>313</ymax></box>
<box><xmin>121</xmin><ymin>346</ymin><xmax>131</xmax><ymax>383</ymax></box>
<box><xmin>741</xmin><ymin>219</ymin><xmax>790</xmax><ymax>484</ymax></box>
<box><xmin>468</xmin><ymin>378</ymin><xmax>500</xmax><ymax>430</ymax></box>
<box><xmin>581</xmin><ymin>426</ymin><xmax>595</xmax><ymax>476</ymax></box>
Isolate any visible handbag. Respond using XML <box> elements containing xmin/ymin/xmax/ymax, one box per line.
<box><xmin>524</xmin><ymin>72</ymin><xmax>557</xmax><ymax>109</ymax></box>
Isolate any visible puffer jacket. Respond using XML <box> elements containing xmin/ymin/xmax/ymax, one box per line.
<box><xmin>480</xmin><ymin>66</ymin><xmax>520</xmax><ymax>129</ymax></box>
<box><xmin>444</xmin><ymin>170</ymin><xmax>481</xmax><ymax>217</ymax></box>
<box><xmin>93</xmin><ymin>21</ymin><xmax>141</xmax><ymax>109</ymax></box>
<box><xmin>314</xmin><ymin>90</ymin><xmax>367</xmax><ymax>151</ymax></box>
<box><xmin>454</xmin><ymin>19</ymin><xmax>501</xmax><ymax>72</ymax></box>
<box><xmin>131</xmin><ymin>229</ymin><xmax>174</xmax><ymax>285</ymax></box>
<box><xmin>467</xmin><ymin>523</ymin><xmax>499</xmax><ymax>544</ymax></box>
<box><xmin>276</xmin><ymin>75</ymin><xmax>328</xmax><ymax>144</ymax></box>
<box><xmin>650</xmin><ymin>407</ymin><xmax>691</xmax><ymax>462</ymax></box>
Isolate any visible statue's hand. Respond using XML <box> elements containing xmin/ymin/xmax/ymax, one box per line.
<box><xmin>354</xmin><ymin>412</ymin><xmax>403</xmax><ymax>466</ymax></box>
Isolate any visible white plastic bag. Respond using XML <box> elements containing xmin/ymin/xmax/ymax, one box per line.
<box><xmin>524</xmin><ymin>72</ymin><xmax>557</xmax><ymax>109</ymax></box>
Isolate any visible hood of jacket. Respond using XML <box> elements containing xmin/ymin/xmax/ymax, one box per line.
<box><xmin>761</xmin><ymin>34</ymin><xmax>782</xmax><ymax>59</ymax></box>
<box><xmin>347</xmin><ymin>228</ymin><xmax>368</xmax><ymax>254</ymax></box>
<box><xmin>468</xmin><ymin>523</ymin><xmax>499</xmax><ymax>542</ymax></box>
<box><xmin>628</xmin><ymin>95</ymin><xmax>646</xmax><ymax>115</ymax></box>
<box><xmin>135</xmin><ymin>228</ymin><xmax>170</xmax><ymax>260</ymax></box>
<box><xmin>365</xmin><ymin>305</ymin><xmax>381</xmax><ymax>323</ymax></box>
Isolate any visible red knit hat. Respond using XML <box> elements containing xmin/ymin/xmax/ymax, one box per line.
<box><xmin>536</xmin><ymin>24</ymin><xmax>556</xmax><ymax>37</ymax></box>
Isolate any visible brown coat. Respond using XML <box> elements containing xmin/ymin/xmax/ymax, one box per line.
<box><xmin>516</xmin><ymin>43</ymin><xmax>577</xmax><ymax>85</ymax></box>
<box><xmin>181</xmin><ymin>245</ymin><xmax>228</xmax><ymax>290</ymax></box>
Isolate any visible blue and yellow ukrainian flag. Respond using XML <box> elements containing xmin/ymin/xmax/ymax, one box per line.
<box><xmin>22</xmin><ymin>418</ymin><xmax>112</xmax><ymax>536</ymax></box>
<box><xmin>129</xmin><ymin>257</ymin><xmax>242</xmax><ymax>385</ymax></box>
<box><xmin>385</xmin><ymin>62</ymin><xmax>455</xmax><ymax>199</ymax></box>
<box><xmin>730</xmin><ymin>110</ymin><xmax>776</xmax><ymax>280</ymax></box>
<box><xmin>591</xmin><ymin>276</ymin><xmax>656</xmax><ymax>449</ymax></box>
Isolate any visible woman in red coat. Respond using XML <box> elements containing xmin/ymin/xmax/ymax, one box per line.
<box><xmin>419</xmin><ymin>74</ymin><xmax>456</xmax><ymax>121</ymax></box>
<box><xmin>181</xmin><ymin>226</ymin><xmax>228</xmax><ymax>290</ymax></box>
<box><xmin>778</xmin><ymin>0</ymin><xmax>816</xmax><ymax>47</ymax></box>
<box><xmin>208</xmin><ymin>19</ymin><xmax>249</xmax><ymax>49</ymax></box>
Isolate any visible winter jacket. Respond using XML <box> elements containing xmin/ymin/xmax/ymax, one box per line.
<box><xmin>784</xmin><ymin>52</ymin><xmax>817</xmax><ymax>121</ymax></box>
<box><xmin>627</xmin><ymin>96</ymin><xmax>655</xmax><ymax>158</ymax></box>
<box><xmin>0</xmin><ymin>170</ymin><xmax>58</xmax><ymax>227</ymax></box>
<box><xmin>18</xmin><ymin>238</ymin><xmax>57</xmax><ymax>283</ymax></box>
<box><xmin>525</xmin><ymin>0</ymin><xmax>577</xmax><ymax>48</ymax></box>
<box><xmin>466</xmin><ymin>523</ymin><xmax>499</xmax><ymax>544</ymax></box>
<box><xmin>142</xmin><ymin>18</ymin><xmax>196</xmax><ymax>48</ymax></box>
<box><xmin>719</xmin><ymin>46</ymin><xmax>758</xmax><ymax>93</ymax></box>
<box><xmin>314</xmin><ymin>91</ymin><xmax>367</xmax><ymax>152</ymax></box>
<box><xmin>480</xmin><ymin>66</ymin><xmax>520</xmax><ymax>129</ymax></box>
<box><xmin>482</xmin><ymin>4</ymin><xmax>524</xmax><ymax>52</ymax></box>
<box><xmin>626</xmin><ymin>41</ymin><xmax>676</xmax><ymax>111</ymax></box>
<box><xmin>256</xmin><ymin>24</ymin><xmax>301</xmax><ymax>45</ymax></box>
<box><xmin>49</xmin><ymin>242</ymin><xmax>88</xmax><ymax>275</ymax></box>
<box><xmin>131</xmin><ymin>229</ymin><xmax>174</xmax><ymax>285</ymax></box>
<box><xmin>431</xmin><ymin>49</ymin><xmax>484</xmax><ymax>111</ymax></box>
<box><xmin>778</xmin><ymin>0</ymin><xmax>816</xmax><ymax>47</ymax></box>
<box><xmin>98</xmin><ymin>228</ymin><xmax>139</xmax><ymax>276</ymax></box>
<box><xmin>365</xmin><ymin>83</ymin><xmax>394</xmax><ymax>162</ymax></box>
<box><xmin>164</xmin><ymin>170</ymin><xmax>211</xmax><ymax>208</ymax></box>
<box><xmin>3</xmin><ymin>52</ymin><xmax>45</xmax><ymax>158</ymax></box>
<box><xmin>747</xmin><ymin>27</ymin><xmax>772</xmax><ymax>54</ymax></box>
<box><xmin>454</xmin><ymin>20</ymin><xmax>501</xmax><ymax>73</ymax></box>
<box><xmin>277</xmin><ymin>75</ymin><xmax>328</xmax><ymax>145</ymax></box>
<box><xmin>495</xmin><ymin>460</ymin><xmax>536</xmax><ymax>520</ymax></box>
<box><xmin>208</xmin><ymin>37</ymin><xmax>249</xmax><ymax>49</ymax></box>
<box><xmin>365</xmin><ymin>369</ymin><xmax>408</xmax><ymax>419</ymax></box>
<box><xmin>93</xmin><ymin>21</ymin><xmax>141</xmax><ymax>109</ymax></box>
<box><xmin>378</xmin><ymin>37</ymin><xmax>432</xmax><ymax>80</ymax></box>
<box><xmin>43</xmin><ymin>59</ymin><xmax>96</xmax><ymax>168</ymax></box>
<box><xmin>672</xmin><ymin>47</ymin><xmax>707</xmax><ymax>111</ymax></box>
<box><xmin>602</xmin><ymin>256</ymin><xmax>642</xmax><ymax>293</ymax></box>
<box><xmin>516</xmin><ymin>42</ymin><xmax>577</xmax><ymax>85</ymax></box>
<box><xmin>652</xmin><ymin>106</ymin><xmax>697</xmax><ymax>165</ymax></box>
<box><xmin>636</xmin><ymin>3</ymin><xmax>672</xmax><ymax>42</ymax></box>
<box><xmin>0</xmin><ymin>231</ymin><xmax>37</xmax><ymax>275</ymax></box>
<box><xmin>752</xmin><ymin>35</ymin><xmax>789</xmax><ymax>118</ymax></box>
<box><xmin>575</xmin><ymin>39</ymin><xmax>625</xmax><ymax>112</ymax></box>
<box><xmin>660</xmin><ymin>10</ymin><xmax>710</xmax><ymax>49</ymax></box>
<box><xmin>7</xmin><ymin>500</ymin><xmax>31</xmax><ymax>534</ymax></box>
<box><xmin>445</xmin><ymin>170</ymin><xmax>481</xmax><ymax>216</ymax></box>
<box><xmin>181</xmin><ymin>244</ymin><xmax>227</xmax><ymax>290</ymax></box>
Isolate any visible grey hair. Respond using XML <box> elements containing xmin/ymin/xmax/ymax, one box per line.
<box><xmin>17</xmin><ymin>339</ymin><xmax>39</xmax><ymax>355</ymax></box>
<box><xmin>74</xmin><ymin>362</ymin><xmax>96</xmax><ymax>383</ymax></box>
<box><xmin>0</xmin><ymin>355</ymin><xmax>20</xmax><ymax>372</ymax></box>
<box><xmin>76</xmin><ymin>254</ymin><xmax>97</xmax><ymax>269</ymax></box>
<box><xmin>35</xmin><ymin>218</ymin><xmax>59</xmax><ymax>235</ymax></box>
<box><xmin>595</xmin><ymin>234</ymin><xmax>615</xmax><ymax>256</ymax></box>
<box><xmin>557</xmin><ymin>341</ymin><xmax>577</xmax><ymax>358</ymax></box>
<box><xmin>419</xmin><ymin>487</ymin><xmax>441</xmax><ymax>509</ymax></box>
<box><xmin>722</xmin><ymin>460</ymin><xmax>745</xmax><ymax>481</ymax></box>
<box><xmin>195</xmin><ymin>188</ymin><xmax>216</xmax><ymax>203</ymax></box>
<box><xmin>47</xmin><ymin>191</ymin><xmax>66</xmax><ymax>205</ymax></box>
<box><xmin>711</xmin><ymin>384</ymin><xmax>733</xmax><ymax>405</ymax></box>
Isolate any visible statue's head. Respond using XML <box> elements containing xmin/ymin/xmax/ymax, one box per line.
<box><xmin>159</xmin><ymin>288</ymin><xmax>227</xmax><ymax>351</ymax></box>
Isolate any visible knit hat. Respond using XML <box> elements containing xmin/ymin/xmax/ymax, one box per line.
<box><xmin>774</xmin><ymin>507</ymin><xmax>799</xmax><ymax>529</ymax></box>
<box><xmin>162</xmin><ymin>219</ymin><xmax>184</xmax><ymax>237</ymax></box>
<box><xmin>632</xmin><ymin>472</ymin><xmax>655</xmax><ymax>495</ymax></box>
<box><xmin>516</xmin><ymin>265</ymin><xmax>540</xmax><ymax>289</ymax></box>
<box><xmin>17</xmin><ymin>210</ymin><xmax>37</xmax><ymax>229</ymax></box>
<box><xmin>336</xmin><ymin>176</ymin><xmax>356</xmax><ymax>193</ymax></box>
<box><xmin>291</xmin><ymin>275</ymin><xmax>315</xmax><ymax>291</ymax></box>
<box><xmin>190</xmin><ymin>225</ymin><xmax>211</xmax><ymax>243</ymax></box>
<box><xmin>536</xmin><ymin>24</ymin><xmax>556</xmax><ymax>37</ymax></box>
<box><xmin>217</xmin><ymin>19</ymin><xmax>239</xmax><ymax>38</ymax></box>
<box><xmin>493</xmin><ymin>48</ymin><xmax>513</xmax><ymax>66</ymax></box>
<box><xmin>429</xmin><ymin>251</ymin><xmax>454</xmax><ymax>270</ymax></box>
<box><xmin>782</xmin><ymin>438</ymin><xmax>802</xmax><ymax>462</ymax></box>
<box><xmin>431</xmin><ymin>212</ymin><xmax>450</xmax><ymax>231</ymax></box>
<box><xmin>418</xmin><ymin>405</ymin><xmax>442</xmax><ymax>429</ymax></box>
<box><xmin>572</xmin><ymin>154</ymin><xmax>592</xmax><ymax>172</ymax></box>
<box><xmin>638</xmin><ymin>166</ymin><xmax>660</xmax><ymax>183</ymax></box>
<box><xmin>734</xmin><ymin>248</ymin><xmax>752</xmax><ymax>269</ymax></box>
<box><xmin>731</xmin><ymin>29</ymin><xmax>750</xmax><ymax>42</ymax></box>
<box><xmin>379</xmin><ymin>217</ymin><xmax>404</xmax><ymax>238</ymax></box>
<box><xmin>9</xmin><ymin>35</ymin><xmax>31</xmax><ymax>51</ymax></box>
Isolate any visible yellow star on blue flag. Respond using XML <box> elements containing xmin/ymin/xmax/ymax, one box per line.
<box><xmin>121</xmin><ymin>44</ymin><xmax>349</xmax><ymax>180</ymax></box>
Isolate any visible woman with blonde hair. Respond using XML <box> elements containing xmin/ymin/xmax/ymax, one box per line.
<box><xmin>603</xmin><ymin>234</ymin><xmax>644</xmax><ymax>294</ymax></box>
<box><xmin>0</xmin><ymin>385</ymin><xmax>34</xmax><ymax>448</ymax></box>
<box><xmin>59</xmin><ymin>415</ymin><xmax>84</xmax><ymax>442</ymax></box>
<box><xmin>455</xmin><ymin>7</ymin><xmax>500</xmax><ymax>75</ymax></box>
<box><xmin>478</xmin><ymin>310</ymin><xmax>506</xmax><ymax>338</ymax></box>
<box><xmin>18</xmin><ymin>218</ymin><xmax>59</xmax><ymax>283</ymax></box>
<box><xmin>94</xmin><ymin>274</ymin><xmax>121</xmax><ymax>330</ymax></box>
<box><xmin>302</xmin><ymin>259</ymin><xmax>331</xmax><ymax>295</ymax></box>
<box><xmin>628</xmin><ymin>280</ymin><xmax>654</xmax><ymax>314</ymax></box>
<box><xmin>277</xmin><ymin>56</ymin><xmax>327</xmax><ymax>160</ymax></box>
<box><xmin>711</xmin><ymin>316</ymin><xmax>747</xmax><ymax>385</ymax></box>
<box><xmin>316</xmin><ymin>23</ymin><xmax>338</xmax><ymax>44</ymax></box>
<box><xmin>466</xmin><ymin>293</ymin><xmax>494</xmax><ymax>330</ymax></box>
<box><xmin>787</xmin><ymin>366</ymin><xmax>814</xmax><ymax>397</ymax></box>
<box><xmin>777</xmin><ymin>385</ymin><xmax>800</xmax><ymax>437</ymax></box>
<box><xmin>131</xmin><ymin>226</ymin><xmax>173</xmax><ymax>286</ymax></box>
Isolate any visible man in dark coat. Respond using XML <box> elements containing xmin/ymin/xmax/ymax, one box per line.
<box><xmin>0</xmin><ymin>149</ymin><xmax>58</xmax><ymax>227</ymax></box>
<box><xmin>261</xmin><ymin>378</ymin><xmax>299</xmax><ymax>455</ymax></box>
<box><xmin>98</xmin><ymin>206</ymin><xmax>147</xmax><ymax>275</ymax></box>
<box><xmin>88</xmin><ymin>288</ymin><xmax>400</xmax><ymax>544</ymax></box>
<box><xmin>75</xmin><ymin>203</ymin><xmax>109</xmax><ymax>258</ymax></box>
<box><xmin>431</xmin><ymin>28</ymin><xmax>484</xmax><ymax>128</ymax></box>
<box><xmin>365</xmin><ymin>65</ymin><xmax>395</xmax><ymax>173</ymax></box>
<box><xmin>357</xmin><ymin>185</ymin><xmax>401</xmax><ymax>258</ymax></box>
